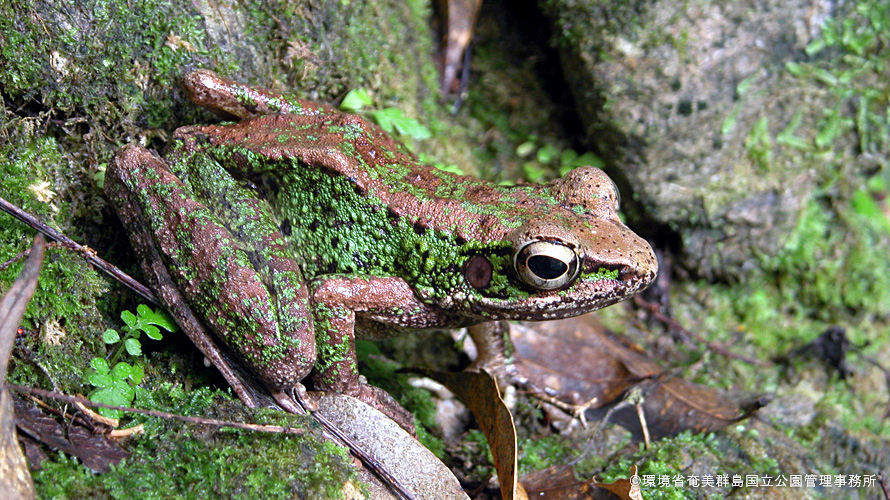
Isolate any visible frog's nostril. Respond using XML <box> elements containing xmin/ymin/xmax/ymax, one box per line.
<box><xmin>618</xmin><ymin>265</ymin><xmax>636</xmax><ymax>281</ymax></box>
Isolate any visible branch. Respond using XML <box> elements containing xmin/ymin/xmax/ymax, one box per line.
<box><xmin>0</xmin><ymin>196</ymin><xmax>160</xmax><ymax>306</ymax></box>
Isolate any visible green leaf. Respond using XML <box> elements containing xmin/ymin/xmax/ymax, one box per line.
<box><xmin>136</xmin><ymin>303</ymin><xmax>152</xmax><ymax>318</ymax></box>
<box><xmin>93</xmin><ymin>164</ymin><xmax>107</xmax><ymax>189</ymax></box>
<box><xmin>102</xmin><ymin>328</ymin><xmax>120</xmax><ymax>344</ymax></box>
<box><xmin>121</xmin><ymin>310</ymin><xmax>137</xmax><ymax>330</ymax></box>
<box><xmin>536</xmin><ymin>144</ymin><xmax>559</xmax><ymax>164</ymax></box>
<box><xmin>567</xmin><ymin>151</ymin><xmax>605</xmax><ymax>170</ymax></box>
<box><xmin>90</xmin><ymin>357</ymin><xmax>110</xmax><ymax>375</ymax></box>
<box><xmin>340</xmin><ymin>88</ymin><xmax>373</xmax><ymax>112</ymax></box>
<box><xmin>142</xmin><ymin>324</ymin><xmax>162</xmax><ymax>341</ymax></box>
<box><xmin>522</xmin><ymin>162</ymin><xmax>548</xmax><ymax>183</ymax></box>
<box><xmin>90</xmin><ymin>380</ymin><xmax>136</xmax><ymax>419</ymax></box>
<box><xmin>370</xmin><ymin>108</ymin><xmax>431</xmax><ymax>140</ymax></box>
<box><xmin>129</xmin><ymin>364</ymin><xmax>145</xmax><ymax>384</ymax></box>
<box><xmin>111</xmin><ymin>362</ymin><xmax>134</xmax><ymax>381</ymax></box>
<box><xmin>88</xmin><ymin>371</ymin><xmax>113</xmax><ymax>388</ymax></box>
<box><xmin>124</xmin><ymin>337</ymin><xmax>142</xmax><ymax>356</ymax></box>
<box><xmin>137</xmin><ymin>305</ymin><xmax>178</xmax><ymax>333</ymax></box>
<box><xmin>516</xmin><ymin>141</ymin><xmax>536</xmax><ymax>158</ymax></box>
<box><xmin>559</xmin><ymin>149</ymin><xmax>578</xmax><ymax>166</ymax></box>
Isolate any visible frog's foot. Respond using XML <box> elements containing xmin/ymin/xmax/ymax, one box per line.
<box><xmin>344</xmin><ymin>383</ymin><xmax>416</xmax><ymax>435</ymax></box>
<box><xmin>271</xmin><ymin>384</ymin><xmax>317</xmax><ymax>415</ymax></box>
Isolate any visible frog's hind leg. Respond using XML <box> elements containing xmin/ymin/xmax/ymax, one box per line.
<box><xmin>106</xmin><ymin>144</ymin><xmax>317</xmax><ymax>411</ymax></box>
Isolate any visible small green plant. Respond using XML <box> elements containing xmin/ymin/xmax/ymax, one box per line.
<box><xmin>84</xmin><ymin>304</ymin><xmax>177</xmax><ymax>418</ymax></box>
<box><xmin>516</xmin><ymin>137</ymin><xmax>604</xmax><ymax>182</ymax></box>
<box><xmin>340</xmin><ymin>88</ymin><xmax>432</xmax><ymax>140</ymax></box>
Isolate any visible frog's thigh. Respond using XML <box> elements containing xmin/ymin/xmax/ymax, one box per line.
<box><xmin>107</xmin><ymin>145</ymin><xmax>317</xmax><ymax>390</ymax></box>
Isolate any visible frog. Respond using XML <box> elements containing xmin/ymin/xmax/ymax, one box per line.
<box><xmin>105</xmin><ymin>69</ymin><xmax>658</xmax><ymax>430</ymax></box>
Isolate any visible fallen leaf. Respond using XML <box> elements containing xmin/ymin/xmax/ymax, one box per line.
<box><xmin>436</xmin><ymin>0</ymin><xmax>483</xmax><ymax>95</ymax></box>
<box><xmin>511</xmin><ymin>316</ymin><xmax>768</xmax><ymax>439</ymax></box>
<box><xmin>13</xmin><ymin>393</ymin><xmax>129</xmax><ymax>473</ymax></box>
<box><xmin>423</xmin><ymin>369</ymin><xmax>527</xmax><ymax>500</ymax></box>
<box><xmin>594</xmin><ymin>465</ymin><xmax>645</xmax><ymax>500</ymax></box>
<box><xmin>521</xmin><ymin>464</ymin><xmax>629</xmax><ymax>499</ymax></box>
<box><xmin>315</xmin><ymin>392</ymin><xmax>469</xmax><ymax>500</ymax></box>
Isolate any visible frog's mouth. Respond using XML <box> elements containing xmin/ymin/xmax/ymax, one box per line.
<box><xmin>470</xmin><ymin>263</ymin><xmax>656</xmax><ymax>321</ymax></box>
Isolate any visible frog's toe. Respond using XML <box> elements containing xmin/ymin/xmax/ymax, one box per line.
<box><xmin>271</xmin><ymin>384</ymin><xmax>317</xmax><ymax>414</ymax></box>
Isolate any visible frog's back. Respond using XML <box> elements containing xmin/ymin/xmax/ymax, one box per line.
<box><xmin>174</xmin><ymin>112</ymin><xmax>551</xmax><ymax>240</ymax></box>
<box><xmin>172</xmin><ymin>114</ymin><xmax>487</xmax><ymax>280</ymax></box>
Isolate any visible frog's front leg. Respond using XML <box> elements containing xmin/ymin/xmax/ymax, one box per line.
<box><xmin>467</xmin><ymin>321</ymin><xmax>516</xmax><ymax>380</ymax></box>
<box><xmin>107</xmin><ymin>145</ymin><xmax>318</xmax><ymax>413</ymax></box>
<box><xmin>182</xmin><ymin>69</ymin><xmax>335</xmax><ymax>120</ymax></box>
<box><xmin>309</xmin><ymin>275</ymin><xmax>441</xmax><ymax>431</ymax></box>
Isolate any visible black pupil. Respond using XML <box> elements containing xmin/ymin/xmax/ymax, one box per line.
<box><xmin>528</xmin><ymin>255</ymin><xmax>568</xmax><ymax>280</ymax></box>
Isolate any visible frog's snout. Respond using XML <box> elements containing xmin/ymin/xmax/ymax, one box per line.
<box><xmin>585</xmin><ymin>227</ymin><xmax>658</xmax><ymax>292</ymax></box>
<box><xmin>617</xmin><ymin>237</ymin><xmax>658</xmax><ymax>289</ymax></box>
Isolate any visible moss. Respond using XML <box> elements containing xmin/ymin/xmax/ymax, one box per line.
<box><xmin>517</xmin><ymin>434</ymin><xmax>572</xmax><ymax>476</ymax></box>
<box><xmin>32</xmin><ymin>384</ymin><xmax>356</xmax><ymax>499</ymax></box>
<box><xmin>763</xmin><ymin>196</ymin><xmax>890</xmax><ymax>318</ymax></box>
<box><xmin>0</xmin><ymin>126</ymin><xmax>109</xmax><ymax>380</ymax></box>
<box><xmin>590</xmin><ymin>431</ymin><xmax>782</xmax><ymax>500</ymax></box>
<box><xmin>0</xmin><ymin>0</ymin><xmax>236</xmax><ymax>131</ymax></box>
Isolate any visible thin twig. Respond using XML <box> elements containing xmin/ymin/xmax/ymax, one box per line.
<box><xmin>0</xmin><ymin>196</ymin><xmax>160</xmax><ymax>306</ymax></box>
<box><xmin>635</xmin><ymin>296</ymin><xmax>772</xmax><ymax>367</ymax></box>
<box><xmin>9</xmin><ymin>384</ymin><xmax>305</xmax><ymax>435</ymax></box>
<box><xmin>880</xmin><ymin>472</ymin><xmax>889</xmax><ymax>500</ymax></box>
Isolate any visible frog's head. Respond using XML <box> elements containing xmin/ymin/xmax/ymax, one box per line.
<box><xmin>467</xmin><ymin>167</ymin><xmax>658</xmax><ymax>320</ymax></box>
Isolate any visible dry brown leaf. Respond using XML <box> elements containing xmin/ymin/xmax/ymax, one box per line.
<box><xmin>522</xmin><ymin>464</ymin><xmax>634</xmax><ymax>499</ymax></box>
<box><xmin>594</xmin><ymin>465</ymin><xmax>645</xmax><ymax>500</ymax></box>
<box><xmin>512</xmin><ymin>316</ymin><xmax>768</xmax><ymax>439</ymax></box>
<box><xmin>424</xmin><ymin>368</ymin><xmax>525</xmax><ymax>500</ymax></box>
<box><xmin>512</xmin><ymin>319</ymin><xmax>656</xmax><ymax>409</ymax></box>
<box><xmin>315</xmin><ymin>393</ymin><xmax>469</xmax><ymax>500</ymax></box>
<box><xmin>13</xmin><ymin>392</ymin><xmax>130</xmax><ymax>473</ymax></box>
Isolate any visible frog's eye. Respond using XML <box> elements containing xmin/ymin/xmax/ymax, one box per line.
<box><xmin>514</xmin><ymin>240</ymin><xmax>580</xmax><ymax>291</ymax></box>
